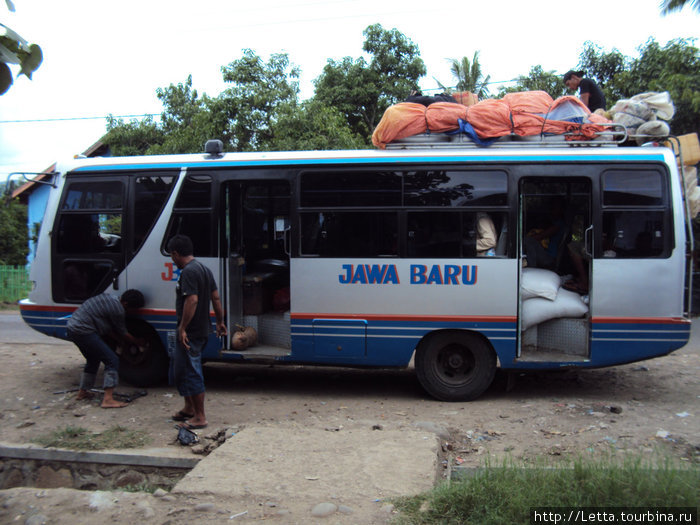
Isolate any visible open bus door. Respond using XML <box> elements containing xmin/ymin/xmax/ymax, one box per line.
<box><xmin>223</xmin><ymin>179</ymin><xmax>291</xmax><ymax>356</ymax></box>
<box><xmin>518</xmin><ymin>178</ymin><xmax>592</xmax><ymax>362</ymax></box>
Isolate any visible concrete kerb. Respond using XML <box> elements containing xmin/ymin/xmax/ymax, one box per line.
<box><xmin>173</xmin><ymin>423</ymin><xmax>439</xmax><ymax>503</ymax></box>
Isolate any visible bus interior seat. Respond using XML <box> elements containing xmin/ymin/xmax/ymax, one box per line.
<box><xmin>495</xmin><ymin>223</ymin><xmax>508</xmax><ymax>256</ymax></box>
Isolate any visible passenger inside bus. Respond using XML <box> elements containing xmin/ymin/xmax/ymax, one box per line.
<box><xmin>522</xmin><ymin>198</ymin><xmax>567</xmax><ymax>269</ymax></box>
<box><xmin>475</xmin><ymin>212</ymin><xmax>497</xmax><ymax>257</ymax></box>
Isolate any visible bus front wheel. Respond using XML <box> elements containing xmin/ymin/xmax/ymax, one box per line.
<box><xmin>415</xmin><ymin>331</ymin><xmax>496</xmax><ymax>402</ymax></box>
<box><xmin>119</xmin><ymin>321</ymin><xmax>168</xmax><ymax>387</ymax></box>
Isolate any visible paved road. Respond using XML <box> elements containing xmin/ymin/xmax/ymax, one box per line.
<box><xmin>0</xmin><ymin>310</ymin><xmax>66</xmax><ymax>344</ymax></box>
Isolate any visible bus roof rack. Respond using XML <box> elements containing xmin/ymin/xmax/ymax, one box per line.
<box><xmin>385</xmin><ymin>123</ymin><xmax>630</xmax><ymax>149</ymax></box>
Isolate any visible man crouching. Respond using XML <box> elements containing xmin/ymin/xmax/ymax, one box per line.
<box><xmin>66</xmin><ymin>289</ymin><xmax>145</xmax><ymax>408</ymax></box>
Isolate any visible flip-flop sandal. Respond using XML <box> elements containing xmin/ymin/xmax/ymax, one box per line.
<box><xmin>180</xmin><ymin>422</ymin><xmax>208</xmax><ymax>430</ymax></box>
<box><xmin>172</xmin><ymin>411</ymin><xmax>194</xmax><ymax>421</ymax></box>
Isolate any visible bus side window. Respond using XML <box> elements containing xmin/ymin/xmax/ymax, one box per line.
<box><xmin>133</xmin><ymin>175</ymin><xmax>175</xmax><ymax>254</ymax></box>
<box><xmin>164</xmin><ymin>175</ymin><xmax>214</xmax><ymax>257</ymax></box>
<box><xmin>600</xmin><ymin>170</ymin><xmax>669</xmax><ymax>258</ymax></box>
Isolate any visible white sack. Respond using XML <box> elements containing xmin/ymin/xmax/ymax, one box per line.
<box><xmin>521</xmin><ymin>288</ymin><xmax>589</xmax><ymax>331</ymax></box>
<box><xmin>631</xmin><ymin>92</ymin><xmax>675</xmax><ymax>121</ymax></box>
<box><xmin>521</xmin><ymin>267</ymin><xmax>561</xmax><ymax>301</ymax></box>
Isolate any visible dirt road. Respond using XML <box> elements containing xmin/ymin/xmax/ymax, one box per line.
<box><xmin>0</xmin><ymin>310</ymin><xmax>698</xmax><ymax>523</ymax></box>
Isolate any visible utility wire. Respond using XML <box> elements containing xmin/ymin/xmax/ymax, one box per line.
<box><xmin>0</xmin><ymin>113</ymin><xmax>160</xmax><ymax>124</ymax></box>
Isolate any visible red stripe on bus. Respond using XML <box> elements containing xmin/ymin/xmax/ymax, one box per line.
<box><xmin>291</xmin><ymin>313</ymin><xmax>516</xmax><ymax>323</ymax></box>
<box><xmin>19</xmin><ymin>304</ymin><xmax>76</xmax><ymax>313</ymax></box>
<box><xmin>592</xmin><ymin>317</ymin><xmax>690</xmax><ymax>325</ymax></box>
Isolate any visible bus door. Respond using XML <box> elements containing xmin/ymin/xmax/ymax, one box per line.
<box><xmin>52</xmin><ymin>176</ymin><xmax>127</xmax><ymax>303</ymax></box>
<box><xmin>518</xmin><ymin>177</ymin><xmax>592</xmax><ymax>362</ymax></box>
<box><xmin>223</xmin><ymin>179</ymin><xmax>291</xmax><ymax>353</ymax></box>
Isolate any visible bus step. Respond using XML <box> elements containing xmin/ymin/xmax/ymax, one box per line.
<box><xmin>221</xmin><ymin>344</ymin><xmax>291</xmax><ymax>359</ymax></box>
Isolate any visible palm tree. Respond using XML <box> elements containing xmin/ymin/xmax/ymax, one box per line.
<box><xmin>447</xmin><ymin>51</ymin><xmax>491</xmax><ymax>99</ymax></box>
<box><xmin>661</xmin><ymin>0</ymin><xmax>699</xmax><ymax>14</ymax></box>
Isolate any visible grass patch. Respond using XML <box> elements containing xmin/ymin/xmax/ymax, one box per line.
<box><xmin>393</xmin><ymin>455</ymin><xmax>699</xmax><ymax>525</ymax></box>
<box><xmin>37</xmin><ymin>425</ymin><xmax>150</xmax><ymax>450</ymax></box>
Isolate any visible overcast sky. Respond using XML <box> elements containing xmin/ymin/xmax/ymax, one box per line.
<box><xmin>0</xmin><ymin>0</ymin><xmax>698</xmax><ymax>180</ymax></box>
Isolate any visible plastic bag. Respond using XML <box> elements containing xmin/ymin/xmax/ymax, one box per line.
<box><xmin>611</xmin><ymin>99</ymin><xmax>654</xmax><ymax>129</ymax></box>
<box><xmin>176</xmin><ymin>425</ymin><xmax>199</xmax><ymax>446</ymax></box>
<box><xmin>631</xmin><ymin>92</ymin><xmax>675</xmax><ymax>120</ymax></box>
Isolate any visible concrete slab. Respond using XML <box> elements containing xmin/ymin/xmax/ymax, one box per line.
<box><xmin>173</xmin><ymin>423</ymin><xmax>438</xmax><ymax>503</ymax></box>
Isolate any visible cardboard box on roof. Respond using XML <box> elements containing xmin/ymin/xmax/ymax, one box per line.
<box><xmin>667</xmin><ymin>133</ymin><xmax>700</xmax><ymax>166</ymax></box>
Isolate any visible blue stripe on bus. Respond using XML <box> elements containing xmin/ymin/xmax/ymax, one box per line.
<box><xmin>21</xmin><ymin>308</ymin><xmax>689</xmax><ymax>369</ymax></box>
<box><xmin>71</xmin><ymin>153</ymin><xmax>667</xmax><ymax>172</ymax></box>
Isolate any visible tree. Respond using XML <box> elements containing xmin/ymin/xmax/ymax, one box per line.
<box><xmin>660</xmin><ymin>0</ymin><xmax>699</xmax><ymax>14</ymax></box>
<box><xmin>314</xmin><ymin>24</ymin><xmax>426</xmax><ymax>141</ymax></box>
<box><xmin>269</xmin><ymin>100</ymin><xmax>367</xmax><ymax>151</ymax></box>
<box><xmin>498</xmin><ymin>65</ymin><xmax>566</xmax><ymax>98</ymax></box>
<box><xmin>446</xmin><ymin>52</ymin><xmax>490</xmax><ymax>99</ymax></box>
<box><xmin>613</xmin><ymin>38</ymin><xmax>699</xmax><ymax>135</ymax></box>
<box><xmin>103</xmin><ymin>115</ymin><xmax>165</xmax><ymax>157</ymax></box>
<box><xmin>1</xmin><ymin>1</ymin><xmax>42</xmax><ymax>95</ymax></box>
<box><xmin>576</xmin><ymin>42</ymin><xmax>628</xmax><ymax>103</ymax></box>
<box><xmin>218</xmin><ymin>49</ymin><xmax>301</xmax><ymax>151</ymax></box>
<box><xmin>149</xmin><ymin>75</ymin><xmax>221</xmax><ymax>154</ymax></box>
<box><xmin>0</xmin><ymin>197</ymin><xmax>28</xmax><ymax>266</ymax></box>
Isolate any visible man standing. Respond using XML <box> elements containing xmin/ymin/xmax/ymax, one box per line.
<box><xmin>67</xmin><ymin>289</ymin><xmax>145</xmax><ymax>408</ymax></box>
<box><xmin>167</xmin><ymin>234</ymin><xmax>227</xmax><ymax>429</ymax></box>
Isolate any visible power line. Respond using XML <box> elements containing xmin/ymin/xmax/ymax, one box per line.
<box><xmin>0</xmin><ymin>113</ymin><xmax>160</xmax><ymax>124</ymax></box>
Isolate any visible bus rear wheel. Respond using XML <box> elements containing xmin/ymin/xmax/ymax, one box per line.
<box><xmin>119</xmin><ymin>321</ymin><xmax>168</xmax><ymax>387</ymax></box>
<box><xmin>415</xmin><ymin>331</ymin><xmax>496</xmax><ymax>401</ymax></box>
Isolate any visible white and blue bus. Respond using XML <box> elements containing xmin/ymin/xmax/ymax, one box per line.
<box><xmin>19</xmin><ymin>137</ymin><xmax>693</xmax><ymax>401</ymax></box>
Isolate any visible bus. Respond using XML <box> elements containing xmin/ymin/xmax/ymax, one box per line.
<box><xmin>18</xmin><ymin>136</ymin><xmax>693</xmax><ymax>401</ymax></box>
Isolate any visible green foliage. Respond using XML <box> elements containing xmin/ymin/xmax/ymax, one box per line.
<box><xmin>36</xmin><ymin>425</ymin><xmax>151</xmax><ymax>450</ymax></box>
<box><xmin>447</xmin><ymin>52</ymin><xmax>490</xmax><ymax>98</ymax></box>
<box><xmin>394</xmin><ymin>456</ymin><xmax>699</xmax><ymax>525</ymax></box>
<box><xmin>614</xmin><ymin>38</ymin><xmax>700</xmax><ymax>135</ymax></box>
<box><xmin>269</xmin><ymin>99</ymin><xmax>368</xmax><ymax>151</ymax></box>
<box><xmin>0</xmin><ymin>15</ymin><xmax>43</xmax><ymax>95</ymax></box>
<box><xmin>660</xmin><ymin>0</ymin><xmax>699</xmax><ymax>14</ymax></box>
<box><xmin>576</xmin><ymin>42</ymin><xmax>628</xmax><ymax>103</ymax></box>
<box><xmin>103</xmin><ymin>115</ymin><xmax>165</xmax><ymax>156</ymax></box>
<box><xmin>0</xmin><ymin>197</ymin><xmax>28</xmax><ymax>266</ymax></box>
<box><xmin>575</xmin><ymin>38</ymin><xmax>699</xmax><ymax>134</ymax></box>
<box><xmin>219</xmin><ymin>49</ymin><xmax>300</xmax><ymax>151</ymax></box>
<box><xmin>314</xmin><ymin>23</ymin><xmax>426</xmax><ymax>141</ymax></box>
<box><xmin>498</xmin><ymin>65</ymin><xmax>566</xmax><ymax>99</ymax></box>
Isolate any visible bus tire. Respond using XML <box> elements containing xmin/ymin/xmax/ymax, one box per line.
<box><xmin>415</xmin><ymin>331</ymin><xmax>496</xmax><ymax>401</ymax></box>
<box><xmin>119</xmin><ymin>320</ymin><xmax>168</xmax><ymax>387</ymax></box>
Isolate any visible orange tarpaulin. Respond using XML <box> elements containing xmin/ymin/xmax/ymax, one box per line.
<box><xmin>372</xmin><ymin>92</ymin><xmax>613</xmax><ymax>148</ymax></box>
<box><xmin>371</xmin><ymin>103</ymin><xmax>427</xmax><ymax>148</ymax></box>
<box><xmin>464</xmin><ymin>99</ymin><xmax>513</xmax><ymax>138</ymax></box>
<box><xmin>425</xmin><ymin>102</ymin><xmax>468</xmax><ymax>132</ymax></box>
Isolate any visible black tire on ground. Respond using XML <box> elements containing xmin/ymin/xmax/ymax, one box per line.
<box><xmin>415</xmin><ymin>331</ymin><xmax>496</xmax><ymax>401</ymax></box>
<box><xmin>119</xmin><ymin>320</ymin><xmax>168</xmax><ymax>387</ymax></box>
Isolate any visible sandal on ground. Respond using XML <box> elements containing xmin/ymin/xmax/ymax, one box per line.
<box><xmin>172</xmin><ymin>410</ymin><xmax>194</xmax><ymax>421</ymax></box>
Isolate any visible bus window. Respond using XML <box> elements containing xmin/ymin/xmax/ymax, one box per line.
<box><xmin>62</xmin><ymin>181</ymin><xmax>123</xmax><ymax>210</ymax></box>
<box><xmin>165</xmin><ymin>175</ymin><xmax>215</xmax><ymax>257</ymax></box>
<box><xmin>57</xmin><ymin>214</ymin><xmax>122</xmax><ymax>254</ymax></box>
<box><xmin>301</xmin><ymin>212</ymin><xmax>398</xmax><ymax>257</ymax></box>
<box><xmin>53</xmin><ymin>178</ymin><xmax>125</xmax><ymax>302</ymax></box>
<box><xmin>300</xmin><ymin>171</ymin><xmax>401</xmax><ymax>207</ymax></box>
<box><xmin>133</xmin><ymin>175</ymin><xmax>175</xmax><ymax>254</ymax></box>
<box><xmin>404</xmin><ymin>170</ymin><xmax>507</xmax><ymax>206</ymax></box>
<box><xmin>407</xmin><ymin>211</ymin><xmax>507</xmax><ymax>257</ymax></box>
<box><xmin>601</xmin><ymin>169</ymin><xmax>670</xmax><ymax>258</ymax></box>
